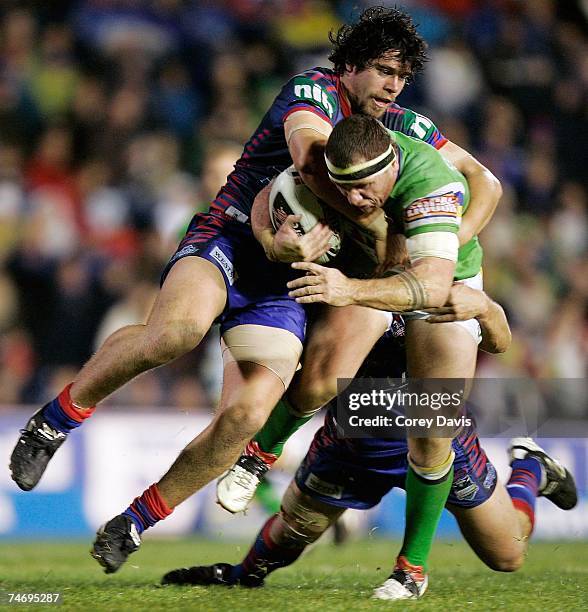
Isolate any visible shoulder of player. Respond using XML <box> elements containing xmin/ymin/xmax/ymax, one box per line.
<box><xmin>279</xmin><ymin>67</ymin><xmax>340</xmax><ymax>121</ymax></box>
<box><xmin>283</xmin><ymin>67</ymin><xmax>337</xmax><ymax>88</ymax></box>
<box><xmin>393</xmin><ymin>135</ymin><xmax>466</xmax><ymax>191</ymax></box>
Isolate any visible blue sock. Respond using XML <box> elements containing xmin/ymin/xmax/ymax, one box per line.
<box><xmin>43</xmin><ymin>398</ymin><xmax>81</xmax><ymax>434</ymax></box>
<box><xmin>123</xmin><ymin>484</ymin><xmax>173</xmax><ymax>535</ymax></box>
<box><xmin>41</xmin><ymin>384</ymin><xmax>94</xmax><ymax>434</ymax></box>
<box><xmin>507</xmin><ymin>457</ymin><xmax>543</xmax><ymax>529</ymax></box>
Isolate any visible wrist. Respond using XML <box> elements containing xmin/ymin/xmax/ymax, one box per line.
<box><xmin>260</xmin><ymin>229</ymin><xmax>277</xmax><ymax>262</ymax></box>
<box><xmin>346</xmin><ymin>278</ymin><xmax>360</xmax><ymax>305</ymax></box>
<box><xmin>475</xmin><ymin>293</ymin><xmax>491</xmax><ymax>321</ymax></box>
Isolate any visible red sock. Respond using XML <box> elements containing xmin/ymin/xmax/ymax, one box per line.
<box><xmin>58</xmin><ymin>383</ymin><xmax>95</xmax><ymax>423</ymax></box>
<box><xmin>124</xmin><ymin>483</ymin><xmax>173</xmax><ymax>534</ymax></box>
<box><xmin>244</xmin><ymin>440</ymin><xmax>278</xmax><ymax>466</ymax></box>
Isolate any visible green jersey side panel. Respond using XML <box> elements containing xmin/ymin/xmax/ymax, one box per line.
<box><xmin>384</xmin><ymin>131</ymin><xmax>482</xmax><ymax>280</ymax></box>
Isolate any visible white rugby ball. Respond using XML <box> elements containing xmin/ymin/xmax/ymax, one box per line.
<box><xmin>269</xmin><ymin>166</ymin><xmax>342</xmax><ymax>264</ymax></box>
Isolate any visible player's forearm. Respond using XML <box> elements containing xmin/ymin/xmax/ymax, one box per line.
<box><xmin>440</xmin><ymin>142</ymin><xmax>502</xmax><ymax>245</ymax></box>
<box><xmin>457</xmin><ymin>161</ymin><xmax>502</xmax><ymax>245</ymax></box>
<box><xmin>478</xmin><ymin>296</ymin><xmax>511</xmax><ymax>354</ymax></box>
<box><xmin>346</xmin><ymin>258</ymin><xmax>454</xmax><ymax>311</ymax></box>
<box><xmin>251</xmin><ymin>184</ymin><xmax>277</xmax><ymax>261</ymax></box>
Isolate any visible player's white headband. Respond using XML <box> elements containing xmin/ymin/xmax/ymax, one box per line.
<box><xmin>325</xmin><ymin>144</ymin><xmax>396</xmax><ymax>184</ymax></box>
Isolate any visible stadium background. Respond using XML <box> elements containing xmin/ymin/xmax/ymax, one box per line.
<box><xmin>0</xmin><ymin>0</ymin><xmax>586</xmax><ymax>544</ymax></box>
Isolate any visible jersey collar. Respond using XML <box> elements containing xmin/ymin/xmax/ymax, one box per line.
<box><xmin>335</xmin><ymin>75</ymin><xmax>352</xmax><ymax>118</ymax></box>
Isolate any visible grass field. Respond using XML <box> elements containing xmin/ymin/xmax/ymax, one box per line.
<box><xmin>1</xmin><ymin>538</ymin><xmax>587</xmax><ymax>611</ymax></box>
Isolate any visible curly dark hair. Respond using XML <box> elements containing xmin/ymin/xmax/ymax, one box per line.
<box><xmin>328</xmin><ymin>6</ymin><xmax>428</xmax><ymax>77</ymax></box>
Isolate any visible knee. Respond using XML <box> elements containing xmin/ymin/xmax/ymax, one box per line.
<box><xmin>278</xmin><ymin>506</ymin><xmax>329</xmax><ymax>547</ymax></box>
<box><xmin>218</xmin><ymin>400</ymin><xmax>270</xmax><ymax>439</ymax></box>
<box><xmin>484</xmin><ymin>551</ymin><xmax>524</xmax><ymax>573</ymax></box>
<box><xmin>293</xmin><ymin>376</ymin><xmax>338</xmax><ymax>414</ymax></box>
<box><xmin>409</xmin><ymin>438</ymin><xmax>452</xmax><ymax>468</ymax></box>
<box><xmin>143</xmin><ymin>320</ymin><xmax>206</xmax><ymax>366</ymax></box>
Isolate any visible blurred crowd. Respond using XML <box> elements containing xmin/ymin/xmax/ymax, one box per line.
<box><xmin>0</xmin><ymin>0</ymin><xmax>586</xmax><ymax>410</ymax></box>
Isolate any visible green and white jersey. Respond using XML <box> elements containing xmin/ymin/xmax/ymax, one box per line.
<box><xmin>385</xmin><ymin>131</ymin><xmax>482</xmax><ymax>280</ymax></box>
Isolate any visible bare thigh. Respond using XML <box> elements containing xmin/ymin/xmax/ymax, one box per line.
<box><xmin>147</xmin><ymin>256</ymin><xmax>227</xmax><ymax>331</ymax></box>
<box><xmin>289</xmin><ymin>305</ymin><xmax>390</xmax><ymax>413</ymax></box>
<box><xmin>405</xmin><ymin>319</ymin><xmax>478</xmax><ymax>380</ymax></box>
<box><xmin>404</xmin><ymin>319</ymin><xmax>479</xmax><ymax>464</ymax></box>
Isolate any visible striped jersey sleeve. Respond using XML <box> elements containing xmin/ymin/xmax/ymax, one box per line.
<box><xmin>275</xmin><ymin>70</ymin><xmax>340</xmax><ymax>125</ymax></box>
<box><xmin>383</xmin><ymin>106</ymin><xmax>448</xmax><ymax>149</ymax></box>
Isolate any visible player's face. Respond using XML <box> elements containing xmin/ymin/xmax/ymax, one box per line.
<box><xmin>334</xmin><ymin>162</ymin><xmax>398</xmax><ymax>213</ymax></box>
<box><xmin>342</xmin><ymin>55</ymin><xmax>410</xmax><ymax>118</ymax></box>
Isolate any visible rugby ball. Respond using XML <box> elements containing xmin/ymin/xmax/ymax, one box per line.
<box><xmin>269</xmin><ymin>166</ymin><xmax>342</xmax><ymax>264</ymax></box>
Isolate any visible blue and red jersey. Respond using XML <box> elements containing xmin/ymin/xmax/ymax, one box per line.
<box><xmin>209</xmin><ymin>67</ymin><xmax>448</xmax><ymax>221</ymax></box>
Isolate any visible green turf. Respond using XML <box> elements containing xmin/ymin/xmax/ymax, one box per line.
<box><xmin>0</xmin><ymin>538</ymin><xmax>587</xmax><ymax>611</ymax></box>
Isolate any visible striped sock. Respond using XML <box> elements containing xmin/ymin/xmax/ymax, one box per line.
<box><xmin>42</xmin><ymin>384</ymin><xmax>95</xmax><ymax>434</ymax></box>
<box><xmin>230</xmin><ymin>515</ymin><xmax>305</xmax><ymax>586</ymax></box>
<box><xmin>123</xmin><ymin>483</ymin><xmax>173</xmax><ymax>534</ymax></box>
<box><xmin>506</xmin><ymin>457</ymin><xmax>543</xmax><ymax>530</ymax></box>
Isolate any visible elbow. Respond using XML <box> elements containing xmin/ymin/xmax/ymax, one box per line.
<box><xmin>493</xmin><ymin>175</ymin><xmax>503</xmax><ymax>202</ymax></box>
<box><xmin>292</xmin><ymin>142</ymin><xmax>326</xmax><ymax>182</ymax></box>
<box><xmin>481</xmin><ymin>330</ymin><xmax>511</xmax><ymax>354</ymax></box>
<box><xmin>495</xmin><ymin>330</ymin><xmax>512</xmax><ymax>354</ymax></box>
<box><xmin>296</xmin><ymin>159</ymin><xmax>323</xmax><ymax>184</ymax></box>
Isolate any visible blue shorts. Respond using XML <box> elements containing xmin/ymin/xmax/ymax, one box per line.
<box><xmin>161</xmin><ymin>213</ymin><xmax>307</xmax><ymax>342</ymax></box>
<box><xmin>295</xmin><ymin>410</ymin><xmax>497</xmax><ymax>510</ymax></box>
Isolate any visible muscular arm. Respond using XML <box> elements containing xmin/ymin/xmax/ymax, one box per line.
<box><xmin>477</xmin><ymin>296</ymin><xmax>511</xmax><ymax>354</ymax></box>
<box><xmin>439</xmin><ymin>141</ymin><xmax>502</xmax><ymax>245</ymax></box>
<box><xmin>289</xmin><ymin>256</ymin><xmax>455</xmax><ymax>310</ymax></box>
<box><xmin>425</xmin><ymin>284</ymin><xmax>511</xmax><ymax>354</ymax></box>
<box><xmin>346</xmin><ymin>257</ymin><xmax>455</xmax><ymax>310</ymax></box>
<box><xmin>251</xmin><ymin>184</ymin><xmax>276</xmax><ymax>259</ymax></box>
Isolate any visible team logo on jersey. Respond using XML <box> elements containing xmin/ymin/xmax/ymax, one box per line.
<box><xmin>404</xmin><ymin>192</ymin><xmax>461</xmax><ymax>229</ymax></box>
<box><xmin>293</xmin><ymin>78</ymin><xmax>335</xmax><ymax>118</ymax></box>
<box><xmin>224</xmin><ymin>205</ymin><xmax>249</xmax><ymax>224</ymax></box>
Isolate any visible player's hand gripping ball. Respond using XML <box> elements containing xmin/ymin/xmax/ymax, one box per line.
<box><xmin>269</xmin><ymin>166</ymin><xmax>343</xmax><ymax>264</ymax></box>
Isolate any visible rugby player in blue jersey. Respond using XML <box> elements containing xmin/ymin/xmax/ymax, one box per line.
<box><xmin>9</xmin><ymin>7</ymin><xmax>501</xmax><ymax>575</ymax></box>
<box><xmin>160</xmin><ymin>286</ymin><xmax>577</xmax><ymax>600</ymax></box>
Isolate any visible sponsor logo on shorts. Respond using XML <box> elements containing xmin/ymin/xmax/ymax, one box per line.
<box><xmin>172</xmin><ymin>244</ymin><xmax>199</xmax><ymax>262</ymax></box>
<box><xmin>483</xmin><ymin>463</ymin><xmax>497</xmax><ymax>490</ymax></box>
<box><xmin>210</xmin><ymin>246</ymin><xmax>235</xmax><ymax>285</ymax></box>
<box><xmin>453</xmin><ymin>471</ymin><xmax>480</xmax><ymax>502</ymax></box>
<box><xmin>390</xmin><ymin>315</ymin><xmax>405</xmax><ymax>337</ymax></box>
<box><xmin>304</xmin><ymin>473</ymin><xmax>343</xmax><ymax>499</ymax></box>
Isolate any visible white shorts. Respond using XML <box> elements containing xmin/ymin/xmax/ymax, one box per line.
<box><xmin>382</xmin><ymin>271</ymin><xmax>483</xmax><ymax>345</ymax></box>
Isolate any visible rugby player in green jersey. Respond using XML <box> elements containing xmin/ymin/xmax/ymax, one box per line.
<box><xmin>282</xmin><ymin>115</ymin><xmax>487</xmax><ymax>595</ymax></box>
